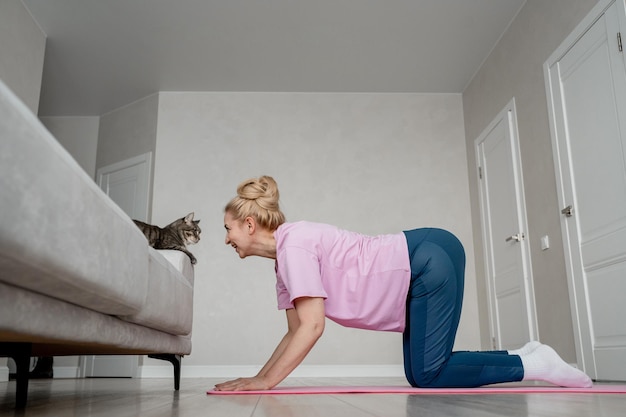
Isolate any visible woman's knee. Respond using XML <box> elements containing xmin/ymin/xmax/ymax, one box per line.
<box><xmin>404</xmin><ymin>368</ymin><xmax>440</xmax><ymax>388</ymax></box>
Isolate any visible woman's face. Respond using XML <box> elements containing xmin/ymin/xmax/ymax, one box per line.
<box><xmin>224</xmin><ymin>211</ymin><xmax>252</xmax><ymax>258</ymax></box>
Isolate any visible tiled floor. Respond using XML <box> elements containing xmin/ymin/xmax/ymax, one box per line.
<box><xmin>1</xmin><ymin>377</ymin><xmax>625</xmax><ymax>416</ymax></box>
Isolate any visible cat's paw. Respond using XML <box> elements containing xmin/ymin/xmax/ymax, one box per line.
<box><xmin>190</xmin><ymin>255</ymin><xmax>197</xmax><ymax>265</ymax></box>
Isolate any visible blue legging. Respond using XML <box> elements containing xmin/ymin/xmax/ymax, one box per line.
<box><xmin>402</xmin><ymin>228</ymin><xmax>524</xmax><ymax>387</ymax></box>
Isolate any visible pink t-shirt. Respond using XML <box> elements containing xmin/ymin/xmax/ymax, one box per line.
<box><xmin>274</xmin><ymin>221</ymin><xmax>411</xmax><ymax>332</ymax></box>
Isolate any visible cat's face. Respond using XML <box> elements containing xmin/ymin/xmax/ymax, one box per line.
<box><xmin>180</xmin><ymin>212</ymin><xmax>201</xmax><ymax>245</ymax></box>
<box><xmin>183</xmin><ymin>220</ymin><xmax>201</xmax><ymax>245</ymax></box>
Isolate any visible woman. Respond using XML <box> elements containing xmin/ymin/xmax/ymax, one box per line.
<box><xmin>214</xmin><ymin>176</ymin><xmax>592</xmax><ymax>391</ymax></box>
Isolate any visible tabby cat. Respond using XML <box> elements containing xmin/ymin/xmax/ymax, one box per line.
<box><xmin>133</xmin><ymin>212</ymin><xmax>201</xmax><ymax>264</ymax></box>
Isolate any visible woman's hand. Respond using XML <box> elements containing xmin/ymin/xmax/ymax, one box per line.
<box><xmin>214</xmin><ymin>376</ymin><xmax>270</xmax><ymax>391</ymax></box>
<box><xmin>214</xmin><ymin>297</ymin><xmax>325</xmax><ymax>392</ymax></box>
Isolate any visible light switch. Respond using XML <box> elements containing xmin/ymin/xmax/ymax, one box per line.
<box><xmin>541</xmin><ymin>235</ymin><xmax>550</xmax><ymax>251</ymax></box>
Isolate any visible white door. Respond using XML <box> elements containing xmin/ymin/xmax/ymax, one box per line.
<box><xmin>545</xmin><ymin>0</ymin><xmax>626</xmax><ymax>380</ymax></box>
<box><xmin>97</xmin><ymin>152</ymin><xmax>152</xmax><ymax>222</ymax></box>
<box><xmin>83</xmin><ymin>152</ymin><xmax>152</xmax><ymax>378</ymax></box>
<box><xmin>476</xmin><ymin>99</ymin><xmax>537</xmax><ymax>351</ymax></box>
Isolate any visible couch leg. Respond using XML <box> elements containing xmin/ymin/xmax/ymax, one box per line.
<box><xmin>0</xmin><ymin>342</ymin><xmax>32</xmax><ymax>408</ymax></box>
<box><xmin>148</xmin><ymin>354</ymin><xmax>181</xmax><ymax>390</ymax></box>
<box><xmin>14</xmin><ymin>347</ymin><xmax>31</xmax><ymax>409</ymax></box>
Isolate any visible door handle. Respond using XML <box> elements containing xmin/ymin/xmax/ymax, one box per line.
<box><xmin>505</xmin><ymin>233</ymin><xmax>524</xmax><ymax>243</ymax></box>
<box><xmin>561</xmin><ymin>205</ymin><xmax>573</xmax><ymax>217</ymax></box>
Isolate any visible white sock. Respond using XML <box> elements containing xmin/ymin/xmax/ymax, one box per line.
<box><xmin>521</xmin><ymin>345</ymin><xmax>592</xmax><ymax>387</ymax></box>
<box><xmin>508</xmin><ymin>341</ymin><xmax>542</xmax><ymax>356</ymax></box>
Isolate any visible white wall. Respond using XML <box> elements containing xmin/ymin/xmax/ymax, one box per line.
<box><xmin>96</xmin><ymin>94</ymin><xmax>159</xmax><ymax>171</ymax></box>
<box><xmin>462</xmin><ymin>0</ymin><xmax>598</xmax><ymax>361</ymax></box>
<box><xmin>150</xmin><ymin>92</ymin><xmax>478</xmax><ymax>375</ymax></box>
<box><xmin>96</xmin><ymin>93</ymin><xmax>159</xmax><ymax>222</ymax></box>
<box><xmin>0</xmin><ymin>0</ymin><xmax>45</xmax><ymax>114</ymax></box>
<box><xmin>40</xmin><ymin>117</ymin><xmax>100</xmax><ymax>178</ymax></box>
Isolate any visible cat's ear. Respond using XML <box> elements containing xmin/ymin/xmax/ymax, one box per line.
<box><xmin>184</xmin><ymin>212</ymin><xmax>195</xmax><ymax>223</ymax></box>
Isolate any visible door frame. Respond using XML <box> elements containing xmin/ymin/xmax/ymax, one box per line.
<box><xmin>475</xmin><ymin>98</ymin><xmax>538</xmax><ymax>350</ymax></box>
<box><xmin>543</xmin><ymin>0</ymin><xmax>620</xmax><ymax>376</ymax></box>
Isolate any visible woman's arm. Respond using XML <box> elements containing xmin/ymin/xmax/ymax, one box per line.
<box><xmin>214</xmin><ymin>297</ymin><xmax>325</xmax><ymax>391</ymax></box>
<box><xmin>254</xmin><ymin>307</ymin><xmax>300</xmax><ymax>378</ymax></box>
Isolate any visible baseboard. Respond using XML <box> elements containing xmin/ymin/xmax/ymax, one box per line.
<box><xmin>140</xmin><ymin>364</ymin><xmax>405</xmax><ymax>379</ymax></box>
<box><xmin>4</xmin><ymin>363</ymin><xmax>405</xmax><ymax>380</ymax></box>
<box><xmin>0</xmin><ymin>366</ymin><xmax>79</xmax><ymax>380</ymax></box>
<box><xmin>52</xmin><ymin>366</ymin><xmax>81</xmax><ymax>379</ymax></box>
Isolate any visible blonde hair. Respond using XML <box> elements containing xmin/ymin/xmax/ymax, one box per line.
<box><xmin>224</xmin><ymin>175</ymin><xmax>286</xmax><ymax>231</ymax></box>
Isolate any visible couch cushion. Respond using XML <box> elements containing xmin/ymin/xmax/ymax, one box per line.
<box><xmin>158</xmin><ymin>249</ymin><xmax>194</xmax><ymax>287</ymax></box>
<box><xmin>0</xmin><ymin>281</ymin><xmax>191</xmax><ymax>355</ymax></box>
<box><xmin>0</xmin><ymin>81</ymin><xmax>148</xmax><ymax>316</ymax></box>
<box><xmin>120</xmin><ymin>249</ymin><xmax>194</xmax><ymax>335</ymax></box>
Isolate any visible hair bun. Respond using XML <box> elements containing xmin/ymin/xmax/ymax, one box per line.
<box><xmin>237</xmin><ymin>176</ymin><xmax>280</xmax><ymax>210</ymax></box>
<box><xmin>226</xmin><ymin>175</ymin><xmax>285</xmax><ymax>231</ymax></box>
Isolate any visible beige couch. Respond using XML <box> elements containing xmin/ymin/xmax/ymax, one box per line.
<box><xmin>0</xmin><ymin>81</ymin><xmax>194</xmax><ymax>408</ymax></box>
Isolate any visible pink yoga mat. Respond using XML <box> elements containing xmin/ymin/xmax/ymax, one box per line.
<box><xmin>207</xmin><ymin>384</ymin><xmax>626</xmax><ymax>395</ymax></box>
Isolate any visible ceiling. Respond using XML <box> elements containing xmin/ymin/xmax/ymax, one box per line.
<box><xmin>23</xmin><ymin>0</ymin><xmax>526</xmax><ymax>117</ymax></box>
